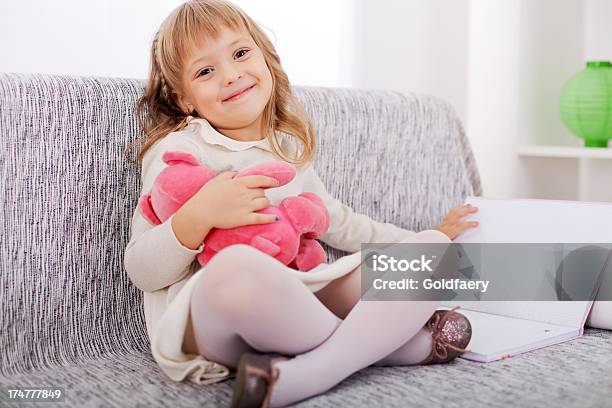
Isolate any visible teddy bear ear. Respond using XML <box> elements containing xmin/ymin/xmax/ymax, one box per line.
<box><xmin>162</xmin><ymin>151</ymin><xmax>200</xmax><ymax>166</ymax></box>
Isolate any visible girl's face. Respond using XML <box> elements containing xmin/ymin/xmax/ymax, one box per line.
<box><xmin>177</xmin><ymin>25</ymin><xmax>273</xmax><ymax>141</ymax></box>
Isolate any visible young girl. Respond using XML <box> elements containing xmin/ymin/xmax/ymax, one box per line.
<box><xmin>124</xmin><ymin>1</ymin><xmax>479</xmax><ymax>406</ymax></box>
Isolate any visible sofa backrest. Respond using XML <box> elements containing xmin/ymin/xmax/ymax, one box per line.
<box><xmin>0</xmin><ymin>73</ymin><xmax>481</xmax><ymax>375</ymax></box>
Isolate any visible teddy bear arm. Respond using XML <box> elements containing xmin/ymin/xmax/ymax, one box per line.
<box><xmin>138</xmin><ymin>194</ymin><xmax>162</xmax><ymax>225</ymax></box>
<box><xmin>279</xmin><ymin>194</ymin><xmax>330</xmax><ymax>238</ymax></box>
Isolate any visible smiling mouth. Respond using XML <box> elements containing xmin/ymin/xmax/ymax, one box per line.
<box><xmin>223</xmin><ymin>85</ymin><xmax>255</xmax><ymax>102</ymax></box>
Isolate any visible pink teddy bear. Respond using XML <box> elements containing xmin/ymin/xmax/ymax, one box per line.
<box><xmin>138</xmin><ymin>151</ymin><xmax>330</xmax><ymax>272</ymax></box>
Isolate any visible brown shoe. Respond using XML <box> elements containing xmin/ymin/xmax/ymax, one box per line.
<box><xmin>419</xmin><ymin>306</ymin><xmax>472</xmax><ymax>365</ymax></box>
<box><xmin>231</xmin><ymin>352</ymin><xmax>289</xmax><ymax>408</ymax></box>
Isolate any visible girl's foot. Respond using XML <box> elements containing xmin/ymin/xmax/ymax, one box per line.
<box><xmin>418</xmin><ymin>306</ymin><xmax>472</xmax><ymax>365</ymax></box>
<box><xmin>231</xmin><ymin>352</ymin><xmax>289</xmax><ymax>408</ymax></box>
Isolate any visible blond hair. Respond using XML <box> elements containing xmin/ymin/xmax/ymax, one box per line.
<box><xmin>124</xmin><ymin>0</ymin><xmax>316</xmax><ymax>167</ymax></box>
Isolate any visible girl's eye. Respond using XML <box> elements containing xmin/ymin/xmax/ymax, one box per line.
<box><xmin>235</xmin><ymin>48</ymin><xmax>250</xmax><ymax>59</ymax></box>
<box><xmin>197</xmin><ymin>68</ymin><xmax>211</xmax><ymax>77</ymax></box>
<box><xmin>196</xmin><ymin>49</ymin><xmax>249</xmax><ymax>78</ymax></box>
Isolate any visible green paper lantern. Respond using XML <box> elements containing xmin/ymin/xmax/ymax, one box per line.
<box><xmin>559</xmin><ymin>61</ymin><xmax>612</xmax><ymax>148</ymax></box>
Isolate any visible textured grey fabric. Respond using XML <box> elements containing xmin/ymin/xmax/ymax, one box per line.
<box><xmin>0</xmin><ymin>73</ymin><xmax>151</xmax><ymax>376</ymax></box>
<box><xmin>1</xmin><ymin>330</ymin><xmax>611</xmax><ymax>407</ymax></box>
<box><xmin>2</xmin><ymin>72</ymin><xmax>608</xmax><ymax>407</ymax></box>
<box><xmin>294</xmin><ymin>85</ymin><xmax>482</xmax><ymax>263</ymax></box>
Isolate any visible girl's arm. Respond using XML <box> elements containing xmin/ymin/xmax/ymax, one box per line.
<box><xmin>302</xmin><ymin>163</ymin><xmax>417</xmax><ymax>253</ymax></box>
<box><xmin>123</xmin><ymin>138</ymin><xmax>207</xmax><ymax>293</ymax></box>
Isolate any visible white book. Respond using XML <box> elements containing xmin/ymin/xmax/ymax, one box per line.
<box><xmin>441</xmin><ymin>196</ymin><xmax>612</xmax><ymax>362</ymax></box>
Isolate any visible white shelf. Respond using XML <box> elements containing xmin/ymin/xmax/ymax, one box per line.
<box><xmin>517</xmin><ymin>144</ymin><xmax>612</xmax><ymax>159</ymax></box>
<box><xmin>517</xmin><ymin>144</ymin><xmax>612</xmax><ymax>201</ymax></box>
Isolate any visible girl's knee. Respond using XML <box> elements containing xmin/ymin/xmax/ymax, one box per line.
<box><xmin>191</xmin><ymin>269</ymin><xmax>253</xmax><ymax>322</ymax></box>
<box><xmin>191</xmin><ymin>244</ymin><xmax>298</xmax><ymax>313</ymax></box>
<box><xmin>197</xmin><ymin>244</ymin><xmax>263</xmax><ymax>287</ymax></box>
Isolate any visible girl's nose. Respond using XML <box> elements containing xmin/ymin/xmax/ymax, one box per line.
<box><xmin>224</xmin><ymin>72</ymin><xmax>243</xmax><ymax>87</ymax></box>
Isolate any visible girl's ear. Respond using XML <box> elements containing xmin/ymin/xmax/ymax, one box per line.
<box><xmin>175</xmin><ymin>92</ymin><xmax>193</xmax><ymax>114</ymax></box>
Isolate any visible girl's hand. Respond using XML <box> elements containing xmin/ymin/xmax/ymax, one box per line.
<box><xmin>434</xmin><ymin>203</ymin><xmax>479</xmax><ymax>240</ymax></box>
<box><xmin>185</xmin><ymin>170</ymin><xmax>280</xmax><ymax>229</ymax></box>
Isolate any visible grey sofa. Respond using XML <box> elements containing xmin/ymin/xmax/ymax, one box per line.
<box><xmin>1</xmin><ymin>72</ymin><xmax>610</xmax><ymax>407</ymax></box>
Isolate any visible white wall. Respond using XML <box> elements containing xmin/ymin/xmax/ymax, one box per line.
<box><xmin>585</xmin><ymin>0</ymin><xmax>612</xmax><ymax>60</ymax></box>
<box><xmin>0</xmin><ymin>0</ymin><xmax>181</xmax><ymax>79</ymax></box>
<box><xmin>465</xmin><ymin>0</ymin><xmax>522</xmax><ymax>200</ymax></box>
<box><xmin>516</xmin><ymin>0</ymin><xmax>586</xmax><ymax>201</ymax></box>
<box><xmin>353</xmin><ymin>0</ymin><xmax>469</xmax><ymax>124</ymax></box>
<box><xmin>518</xmin><ymin>0</ymin><xmax>586</xmax><ymax>148</ymax></box>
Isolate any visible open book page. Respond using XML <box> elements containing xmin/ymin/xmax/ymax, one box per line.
<box><xmin>450</xmin><ymin>196</ymin><xmax>612</xmax><ymax>323</ymax></box>
<box><xmin>437</xmin><ymin>197</ymin><xmax>612</xmax><ymax>361</ymax></box>
<box><xmin>457</xmin><ymin>196</ymin><xmax>612</xmax><ymax>244</ymax></box>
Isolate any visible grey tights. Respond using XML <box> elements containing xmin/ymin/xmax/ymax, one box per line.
<box><xmin>190</xmin><ymin>231</ymin><xmax>449</xmax><ymax>407</ymax></box>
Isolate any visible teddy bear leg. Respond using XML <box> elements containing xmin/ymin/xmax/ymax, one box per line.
<box><xmin>197</xmin><ymin>246</ymin><xmax>217</xmax><ymax>267</ymax></box>
<box><xmin>294</xmin><ymin>238</ymin><xmax>327</xmax><ymax>272</ymax></box>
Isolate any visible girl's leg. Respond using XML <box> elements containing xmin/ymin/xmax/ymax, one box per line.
<box><xmin>190</xmin><ymin>230</ymin><xmax>452</xmax><ymax>407</ymax></box>
<box><xmin>314</xmin><ymin>262</ymin><xmax>435</xmax><ymax>367</ymax></box>
<box><xmin>312</xmin><ymin>234</ymin><xmax>441</xmax><ymax>367</ymax></box>
<box><xmin>371</xmin><ymin>327</ymin><xmax>435</xmax><ymax>366</ymax></box>
<box><xmin>587</xmin><ymin>301</ymin><xmax>612</xmax><ymax>330</ymax></box>
<box><xmin>190</xmin><ymin>244</ymin><xmax>344</xmax><ymax>369</ymax></box>
<box><xmin>269</xmin><ymin>229</ymin><xmax>451</xmax><ymax>407</ymax></box>
<box><xmin>190</xmin><ymin>243</ymin><xmax>432</xmax><ymax>370</ymax></box>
